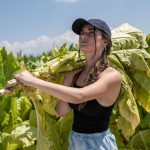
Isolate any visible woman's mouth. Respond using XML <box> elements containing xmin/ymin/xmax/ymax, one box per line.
<box><xmin>80</xmin><ymin>41</ymin><xmax>88</xmax><ymax>46</ymax></box>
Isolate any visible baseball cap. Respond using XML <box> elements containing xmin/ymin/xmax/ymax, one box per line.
<box><xmin>72</xmin><ymin>18</ymin><xmax>111</xmax><ymax>38</ymax></box>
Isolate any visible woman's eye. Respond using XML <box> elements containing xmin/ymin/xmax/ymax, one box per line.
<box><xmin>80</xmin><ymin>32</ymin><xmax>84</xmax><ymax>35</ymax></box>
<box><xmin>89</xmin><ymin>32</ymin><xmax>94</xmax><ymax>36</ymax></box>
<box><xmin>79</xmin><ymin>31</ymin><xmax>94</xmax><ymax>37</ymax></box>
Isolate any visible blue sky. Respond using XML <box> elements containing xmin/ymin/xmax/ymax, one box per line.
<box><xmin>0</xmin><ymin>0</ymin><xmax>149</xmax><ymax>55</ymax></box>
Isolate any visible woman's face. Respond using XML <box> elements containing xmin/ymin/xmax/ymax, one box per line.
<box><xmin>79</xmin><ymin>24</ymin><xmax>107</xmax><ymax>56</ymax></box>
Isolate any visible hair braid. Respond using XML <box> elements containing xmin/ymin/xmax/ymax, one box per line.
<box><xmin>77</xmin><ymin>48</ymin><xmax>109</xmax><ymax>111</ymax></box>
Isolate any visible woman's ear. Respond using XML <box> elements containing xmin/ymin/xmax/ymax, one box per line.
<box><xmin>103</xmin><ymin>40</ymin><xmax>108</xmax><ymax>47</ymax></box>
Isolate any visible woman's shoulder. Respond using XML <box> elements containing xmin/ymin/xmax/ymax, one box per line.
<box><xmin>98</xmin><ymin>67</ymin><xmax>122</xmax><ymax>80</ymax></box>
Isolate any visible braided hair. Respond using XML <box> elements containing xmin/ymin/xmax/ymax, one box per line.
<box><xmin>77</xmin><ymin>29</ymin><xmax>112</xmax><ymax>111</ymax></box>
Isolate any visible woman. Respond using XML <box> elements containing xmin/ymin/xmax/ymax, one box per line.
<box><xmin>15</xmin><ymin>18</ymin><xmax>122</xmax><ymax>150</ymax></box>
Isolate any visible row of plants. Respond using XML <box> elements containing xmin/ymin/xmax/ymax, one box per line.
<box><xmin>0</xmin><ymin>23</ymin><xmax>150</xmax><ymax>149</ymax></box>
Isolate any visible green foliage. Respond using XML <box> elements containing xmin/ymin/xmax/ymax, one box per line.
<box><xmin>0</xmin><ymin>24</ymin><xmax>150</xmax><ymax>150</ymax></box>
<box><xmin>0</xmin><ymin>44</ymin><xmax>85</xmax><ymax>150</ymax></box>
<box><xmin>127</xmin><ymin>130</ymin><xmax>150</xmax><ymax>150</ymax></box>
<box><xmin>146</xmin><ymin>34</ymin><xmax>150</xmax><ymax>47</ymax></box>
<box><xmin>0</xmin><ymin>121</ymin><xmax>37</xmax><ymax>150</ymax></box>
<box><xmin>0</xmin><ymin>47</ymin><xmax>18</xmax><ymax>89</ymax></box>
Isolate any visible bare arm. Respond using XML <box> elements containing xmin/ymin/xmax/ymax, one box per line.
<box><xmin>55</xmin><ymin>71</ymin><xmax>74</xmax><ymax>117</ymax></box>
<box><xmin>15</xmin><ymin>68</ymin><xmax>122</xmax><ymax>105</ymax></box>
<box><xmin>55</xmin><ymin>101</ymin><xmax>71</xmax><ymax>117</ymax></box>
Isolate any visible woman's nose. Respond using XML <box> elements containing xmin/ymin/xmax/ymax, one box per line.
<box><xmin>80</xmin><ymin>34</ymin><xmax>88</xmax><ymax>40</ymax></box>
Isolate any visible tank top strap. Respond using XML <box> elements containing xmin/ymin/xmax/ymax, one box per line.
<box><xmin>72</xmin><ymin>70</ymin><xmax>83</xmax><ymax>88</ymax></box>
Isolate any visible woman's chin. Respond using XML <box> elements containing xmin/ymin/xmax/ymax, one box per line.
<box><xmin>80</xmin><ymin>47</ymin><xmax>91</xmax><ymax>53</ymax></box>
<box><xmin>80</xmin><ymin>46</ymin><xmax>88</xmax><ymax>51</ymax></box>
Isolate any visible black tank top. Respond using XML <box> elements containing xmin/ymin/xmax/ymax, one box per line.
<box><xmin>69</xmin><ymin>71</ymin><xmax>115</xmax><ymax>133</ymax></box>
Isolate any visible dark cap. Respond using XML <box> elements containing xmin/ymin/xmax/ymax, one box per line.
<box><xmin>72</xmin><ymin>18</ymin><xmax>111</xmax><ymax>38</ymax></box>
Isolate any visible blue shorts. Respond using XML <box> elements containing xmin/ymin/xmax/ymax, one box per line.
<box><xmin>68</xmin><ymin>129</ymin><xmax>118</xmax><ymax>150</ymax></box>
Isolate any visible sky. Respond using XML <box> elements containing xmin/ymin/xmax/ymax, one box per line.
<box><xmin>0</xmin><ymin>0</ymin><xmax>149</xmax><ymax>56</ymax></box>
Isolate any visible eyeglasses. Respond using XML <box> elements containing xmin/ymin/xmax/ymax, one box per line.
<box><xmin>79</xmin><ymin>31</ymin><xmax>95</xmax><ymax>38</ymax></box>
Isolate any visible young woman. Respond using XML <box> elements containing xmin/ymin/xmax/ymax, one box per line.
<box><xmin>15</xmin><ymin>18</ymin><xmax>122</xmax><ymax>150</ymax></box>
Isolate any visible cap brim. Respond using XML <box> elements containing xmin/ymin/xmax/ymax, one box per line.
<box><xmin>72</xmin><ymin>18</ymin><xmax>90</xmax><ymax>35</ymax></box>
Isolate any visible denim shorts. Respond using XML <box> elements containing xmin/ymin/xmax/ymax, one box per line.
<box><xmin>68</xmin><ymin>129</ymin><xmax>118</xmax><ymax>150</ymax></box>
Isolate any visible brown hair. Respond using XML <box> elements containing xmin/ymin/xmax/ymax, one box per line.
<box><xmin>77</xmin><ymin>31</ymin><xmax>112</xmax><ymax>111</ymax></box>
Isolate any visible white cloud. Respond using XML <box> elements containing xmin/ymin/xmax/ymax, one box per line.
<box><xmin>54</xmin><ymin>0</ymin><xmax>81</xmax><ymax>3</ymax></box>
<box><xmin>0</xmin><ymin>31</ymin><xmax>78</xmax><ymax>56</ymax></box>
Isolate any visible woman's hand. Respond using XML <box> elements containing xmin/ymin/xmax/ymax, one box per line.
<box><xmin>64</xmin><ymin>68</ymin><xmax>83</xmax><ymax>86</ymax></box>
<box><xmin>14</xmin><ymin>70</ymin><xmax>37</xmax><ymax>86</ymax></box>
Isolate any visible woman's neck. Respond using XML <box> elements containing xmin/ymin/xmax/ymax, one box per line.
<box><xmin>84</xmin><ymin>54</ymin><xmax>100</xmax><ymax>73</ymax></box>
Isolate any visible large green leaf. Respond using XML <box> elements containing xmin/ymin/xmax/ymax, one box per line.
<box><xmin>0</xmin><ymin>102</ymin><xmax>10</xmax><ymax>130</ymax></box>
<box><xmin>112</xmin><ymin>49</ymin><xmax>150</xmax><ymax>69</ymax></box>
<box><xmin>132</xmin><ymin>69</ymin><xmax>150</xmax><ymax>91</ymax></box>
<box><xmin>0</xmin><ymin>121</ymin><xmax>37</xmax><ymax>150</ymax></box>
<box><xmin>111</xmin><ymin>31</ymin><xmax>140</xmax><ymax>51</ymax></box>
<box><xmin>117</xmin><ymin>116</ymin><xmax>135</xmax><ymax>140</ymax></box>
<box><xmin>29</xmin><ymin>94</ymin><xmax>58</xmax><ymax>150</ymax></box>
<box><xmin>59</xmin><ymin>43</ymin><xmax>67</xmax><ymax>56</ymax></box>
<box><xmin>34</xmin><ymin>51</ymin><xmax>78</xmax><ymax>75</ymax></box>
<box><xmin>108</xmin><ymin>54</ymin><xmax>125</xmax><ymax>71</ymax></box>
<box><xmin>146</xmin><ymin>34</ymin><xmax>150</xmax><ymax>47</ymax></box>
<box><xmin>3</xmin><ymin>97</ymin><xmax>20</xmax><ymax>133</ymax></box>
<box><xmin>112</xmin><ymin>23</ymin><xmax>148</xmax><ymax>48</ymax></box>
<box><xmin>117</xmin><ymin>74</ymin><xmax>140</xmax><ymax>130</ymax></box>
<box><xmin>117</xmin><ymin>86</ymin><xmax>140</xmax><ymax>139</ymax></box>
<box><xmin>0</xmin><ymin>51</ymin><xmax>5</xmax><ymax>88</ymax></box>
<box><xmin>133</xmin><ymin>81</ymin><xmax>150</xmax><ymax>113</ymax></box>
<box><xmin>112</xmin><ymin>50</ymin><xmax>132</xmax><ymax>67</ymax></box>
<box><xmin>0</xmin><ymin>48</ymin><xmax>18</xmax><ymax>89</ymax></box>
<box><xmin>128</xmin><ymin>130</ymin><xmax>150</xmax><ymax>150</ymax></box>
<box><xmin>110</xmin><ymin>110</ymin><xmax>126</xmax><ymax>148</ymax></box>
<box><xmin>29</xmin><ymin>110</ymin><xmax>37</xmax><ymax>127</ymax></box>
<box><xmin>19</xmin><ymin>96</ymin><xmax>32</xmax><ymax>121</ymax></box>
<box><xmin>4</xmin><ymin>52</ymin><xmax>18</xmax><ymax>81</ymax></box>
<box><xmin>59</xmin><ymin>113</ymin><xmax>73</xmax><ymax>150</ymax></box>
<box><xmin>0</xmin><ymin>47</ymin><xmax>7</xmax><ymax>62</ymax></box>
<box><xmin>129</xmin><ymin>52</ymin><xmax>150</xmax><ymax>71</ymax></box>
<box><xmin>140</xmin><ymin>114</ymin><xmax>150</xmax><ymax>129</ymax></box>
<box><xmin>50</xmin><ymin>48</ymin><xmax>59</xmax><ymax>59</ymax></box>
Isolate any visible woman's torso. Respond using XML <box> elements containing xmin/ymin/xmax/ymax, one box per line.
<box><xmin>69</xmin><ymin>67</ymin><xmax>116</xmax><ymax>133</ymax></box>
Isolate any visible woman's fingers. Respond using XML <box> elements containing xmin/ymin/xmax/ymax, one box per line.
<box><xmin>14</xmin><ymin>70</ymin><xmax>36</xmax><ymax>86</ymax></box>
<box><xmin>6</xmin><ymin>79</ymin><xmax>19</xmax><ymax>88</ymax></box>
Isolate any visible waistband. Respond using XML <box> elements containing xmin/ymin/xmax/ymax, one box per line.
<box><xmin>71</xmin><ymin>129</ymin><xmax>111</xmax><ymax>138</ymax></box>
